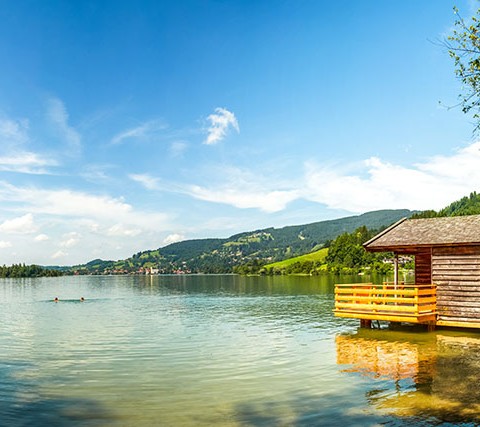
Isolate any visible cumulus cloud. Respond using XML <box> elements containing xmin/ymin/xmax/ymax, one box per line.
<box><xmin>34</xmin><ymin>234</ymin><xmax>49</xmax><ymax>242</ymax></box>
<box><xmin>0</xmin><ymin>213</ymin><xmax>37</xmax><ymax>234</ymax></box>
<box><xmin>60</xmin><ymin>232</ymin><xmax>81</xmax><ymax>248</ymax></box>
<box><xmin>163</xmin><ymin>233</ymin><xmax>185</xmax><ymax>245</ymax></box>
<box><xmin>47</xmin><ymin>98</ymin><xmax>81</xmax><ymax>155</ymax></box>
<box><xmin>204</xmin><ymin>107</ymin><xmax>239</xmax><ymax>145</ymax></box>
<box><xmin>174</xmin><ymin>141</ymin><xmax>480</xmax><ymax>215</ymax></box>
<box><xmin>111</xmin><ymin>119</ymin><xmax>166</xmax><ymax>145</ymax></box>
<box><xmin>129</xmin><ymin>173</ymin><xmax>160</xmax><ymax>190</ymax></box>
<box><xmin>303</xmin><ymin>141</ymin><xmax>480</xmax><ymax>213</ymax></box>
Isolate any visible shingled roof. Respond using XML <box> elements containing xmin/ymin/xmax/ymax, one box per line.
<box><xmin>364</xmin><ymin>214</ymin><xmax>480</xmax><ymax>252</ymax></box>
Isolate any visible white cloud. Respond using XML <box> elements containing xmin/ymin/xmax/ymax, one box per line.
<box><xmin>189</xmin><ymin>185</ymin><xmax>298</xmax><ymax>213</ymax></box>
<box><xmin>0</xmin><ymin>241</ymin><xmax>12</xmax><ymax>248</ymax></box>
<box><xmin>12</xmin><ymin>187</ymin><xmax>132</xmax><ymax>219</ymax></box>
<box><xmin>302</xmin><ymin>141</ymin><xmax>480</xmax><ymax>213</ymax></box>
<box><xmin>34</xmin><ymin>234</ymin><xmax>49</xmax><ymax>242</ymax></box>
<box><xmin>60</xmin><ymin>232</ymin><xmax>81</xmax><ymax>248</ymax></box>
<box><xmin>0</xmin><ymin>116</ymin><xmax>56</xmax><ymax>174</ymax></box>
<box><xmin>111</xmin><ymin>119</ymin><xmax>166</xmax><ymax>145</ymax></box>
<box><xmin>129</xmin><ymin>173</ymin><xmax>160</xmax><ymax>190</ymax></box>
<box><xmin>76</xmin><ymin>219</ymin><xmax>100</xmax><ymax>233</ymax></box>
<box><xmin>204</xmin><ymin>107</ymin><xmax>239</xmax><ymax>145</ymax></box>
<box><xmin>169</xmin><ymin>141</ymin><xmax>188</xmax><ymax>157</ymax></box>
<box><xmin>174</xmin><ymin>141</ymin><xmax>480</xmax><ymax>215</ymax></box>
<box><xmin>0</xmin><ymin>117</ymin><xmax>29</xmax><ymax>147</ymax></box>
<box><xmin>80</xmin><ymin>164</ymin><xmax>113</xmax><ymax>182</ymax></box>
<box><xmin>0</xmin><ymin>152</ymin><xmax>57</xmax><ymax>174</ymax></box>
<box><xmin>51</xmin><ymin>250</ymin><xmax>67</xmax><ymax>260</ymax></box>
<box><xmin>0</xmin><ymin>213</ymin><xmax>37</xmax><ymax>234</ymax></box>
<box><xmin>107</xmin><ymin>224</ymin><xmax>141</xmax><ymax>237</ymax></box>
<box><xmin>0</xmin><ymin>183</ymin><xmax>170</xmax><ymax>232</ymax></box>
<box><xmin>47</xmin><ymin>98</ymin><xmax>81</xmax><ymax>155</ymax></box>
<box><xmin>163</xmin><ymin>233</ymin><xmax>185</xmax><ymax>245</ymax></box>
<box><xmin>178</xmin><ymin>165</ymin><xmax>298</xmax><ymax>212</ymax></box>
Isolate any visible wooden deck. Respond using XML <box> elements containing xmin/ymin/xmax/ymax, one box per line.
<box><xmin>334</xmin><ymin>283</ymin><xmax>437</xmax><ymax>324</ymax></box>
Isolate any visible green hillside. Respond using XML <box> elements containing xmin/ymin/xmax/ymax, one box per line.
<box><xmin>264</xmin><ymin>248</ymin><xmax>328</xmax><ymax>270</ymax></box>
<box><xmin>249</xmin><ymin>247</ymin><xmax>330</xmax><ymax>275</ymax></box>
<box><xmin>70</xmin><ymin>209</ymin><xmax>412</xmax><ymax>274</ymax></box>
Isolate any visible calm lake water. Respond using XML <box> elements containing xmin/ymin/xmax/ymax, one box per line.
<box><xmin>0</xmin><ymin>274</ymin><xmax>479</xmax><ymax>426</ymax></box>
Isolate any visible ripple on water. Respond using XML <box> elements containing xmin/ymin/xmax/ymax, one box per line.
<box><xmin>1</xmin><ymin>275</ymin><xmax>480</xmax><ymax>426</ymax></box>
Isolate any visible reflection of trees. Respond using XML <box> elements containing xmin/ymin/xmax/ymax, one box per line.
<box><xmin>0</xmin><ymin>359</ymin><xmax>115</xmax><ymax>426</ymax></box>
<box><xmin>336</xmin><ymin>330</ymin><xmax>480</xmax><ymax>424</ymax></box>
<box><xmin>234</xmin><ymin>392</ymin><xmax>386</xmax><ymax>426</ymax></box>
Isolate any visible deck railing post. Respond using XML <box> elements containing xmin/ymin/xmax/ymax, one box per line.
<box><xmin>393</xmin><ymin>253</ymin><xmax>399</xmax><ymax>299</ymax></box>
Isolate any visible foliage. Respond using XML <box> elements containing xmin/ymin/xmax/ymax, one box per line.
<box><xmin>0</xmin><ymin>264</ymin><xmax>63</xmax><ymax>278</ymax></box>
<box><xmin>412</xmin><ymin>191</ymin><xmax>480</xmax><ymax>218</ymax></box>
<box><xmin>325</xmin><ymin>226</ymin><xmax>391</xmax><ymax>273</ymax></box>
<box><xmin>446</xmin><ymin>7</ymin><xmax>480</xmax><ymax>133</ymax></box>
<box><xmin>235</xmin><ymin>227</ymin><xmax>394</xmax><ymax>276</ymax></box>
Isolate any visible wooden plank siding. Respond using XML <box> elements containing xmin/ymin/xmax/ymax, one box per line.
<box><xmin>432</xmin><ymin>246</ymin><xmax>480</xmax><ymax>325</ymax></box>
<box><xmin>415</xmin><ymin>251</ymin><xmax>432</xmax><ymax>285</ymax></box>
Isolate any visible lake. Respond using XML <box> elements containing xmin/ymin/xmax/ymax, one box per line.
<box><xmin>0</xmin><ymin>274</ymin><xmax>479</xmax><ymax>426</ymax></box>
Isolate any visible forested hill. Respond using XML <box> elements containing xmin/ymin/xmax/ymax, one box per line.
<box><xmin>72</xmin><ymin>209</ymin><xmax>412</xmax><ymax>274</ymax></box>
<box><xmin>412</xmin><ymin>192</ymin><xmax>480</xmax><ymax>218</ymax></box>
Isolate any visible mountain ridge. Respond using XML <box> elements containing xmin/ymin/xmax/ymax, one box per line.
<box><xmin>70</xmin><ymin>209</ymin><xmax>413</xmax><ymax>274</ymax></box>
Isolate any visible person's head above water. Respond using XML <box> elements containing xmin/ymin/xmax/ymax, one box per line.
<box><xmin>54</xmin><ymin>297</ymin><xmax>59</xmax><ymax>302</ymax></box>
<box><xmin>80</xmin><ymin>297</ymin><xmax>85</xmax><ymax>302</ymax></box>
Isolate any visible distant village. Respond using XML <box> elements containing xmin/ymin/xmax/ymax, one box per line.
<box><xmin>73</xmin><ymin>266</ymin><xmax>193</xmax><ymax>275</ymax></box>
<box><xmin>72</xmin><ymin>263</ymin><xmax>193</xmax><ymax>276</ymax></box>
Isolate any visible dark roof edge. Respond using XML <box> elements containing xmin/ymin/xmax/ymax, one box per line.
<box><xmin>363</xmin><ymin>217</ymin><xmax>408</xmax><ymax>249</ymax></box>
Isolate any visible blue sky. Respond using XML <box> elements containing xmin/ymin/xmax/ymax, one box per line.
<box><xmin>0</xmin><ymin>0</ymin><xmax>479</xmax><ymax>265</ymax></box>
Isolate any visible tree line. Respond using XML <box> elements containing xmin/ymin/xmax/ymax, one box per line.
<box><xmin>0</xmin><ymin>264</ymin><xmax>63</xmax><ymax>278</ymax></box>
<box><xmin>234</xmin><ymin>226</ymin><xmax>393</xmax><ymax>275</ymax></box>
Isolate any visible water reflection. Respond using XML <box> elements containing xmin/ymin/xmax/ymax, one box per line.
<box><xmin>7</xmin><ymin>274</ymin><xmax>479</xmax><ymax>426</ymax></box>
<box><xmin>336</xmin><ymin>329</ymin><xmax>480</xmax><ymax>424</ymax></box>
<box><xmin>0</xmin><ymin>359</ymin><xmax>116</xmax><ymax>426</ymax></box>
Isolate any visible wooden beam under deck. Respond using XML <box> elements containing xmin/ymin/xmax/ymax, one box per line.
<box><xmin>436</xmin><ymin>319</ymin><xmax>480</xmax><ymax>328</ymax></box>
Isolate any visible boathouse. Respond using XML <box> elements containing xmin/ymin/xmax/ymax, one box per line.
<box><xmin>334</xmin><ymin>214</ymin><xmax>480</xmax><ymax>329</ymax></box>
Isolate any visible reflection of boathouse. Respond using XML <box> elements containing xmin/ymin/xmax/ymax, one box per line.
<box><xmin>336</xmin><ymin>333</ymin><xmax>436</xmax><ymax>381</ymax></box>
<box><xmin>335</xmin><ymin>215</ymin><xmax>480</xmax><ymax>329</ymax></box>
<box><xmin>336</xmin><ymin>331</ymin><xmax>480</xmax><ymax>423</ymax></box>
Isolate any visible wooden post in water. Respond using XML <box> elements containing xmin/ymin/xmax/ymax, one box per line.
<box><xmin>360</xmin><ymin>319</ymin><xmax>372</xmax><ymax>328</ymax></box>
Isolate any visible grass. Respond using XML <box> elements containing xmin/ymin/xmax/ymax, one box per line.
<box><xmin>264</xmin><ymin>247</ymin><xmax>328</xmax><ymax>269</ymax></box>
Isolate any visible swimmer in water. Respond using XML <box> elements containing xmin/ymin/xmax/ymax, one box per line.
<box><xmin>80</xmin><ymin>297</ymin><xmax>85</xmax><ymax>302</ymax></box>
<box><xmin>54</xmin><ymin>297</ymin><xmax>59</xmax><ymax>302</ymax></box>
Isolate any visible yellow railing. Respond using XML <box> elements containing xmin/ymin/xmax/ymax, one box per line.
<box><xmin>334</xmin><ymin>283</ymin><xmax>436</xmax><ymax>324</ymax></box>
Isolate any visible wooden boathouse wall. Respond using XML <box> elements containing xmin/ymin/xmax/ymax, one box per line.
<box><xmin>432</xmin><ymin>246</ymin><xmax>480</xmax><ymax>327</ymax></box>
<box><xmin>415</xmin><ymin>250</ymin><xmax>432</xmax><ymax>285</ymax></box>
<box><xmin>357</xmin><ymin>215</ymin><xmax>480</xmax><ymax>328</ymax></box>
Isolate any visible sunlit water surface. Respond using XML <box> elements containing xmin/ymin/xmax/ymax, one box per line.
<box><xmin>0</xmin><ymin>274</ymin><xmax>479</xmax><ymax>426</ymax></box>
